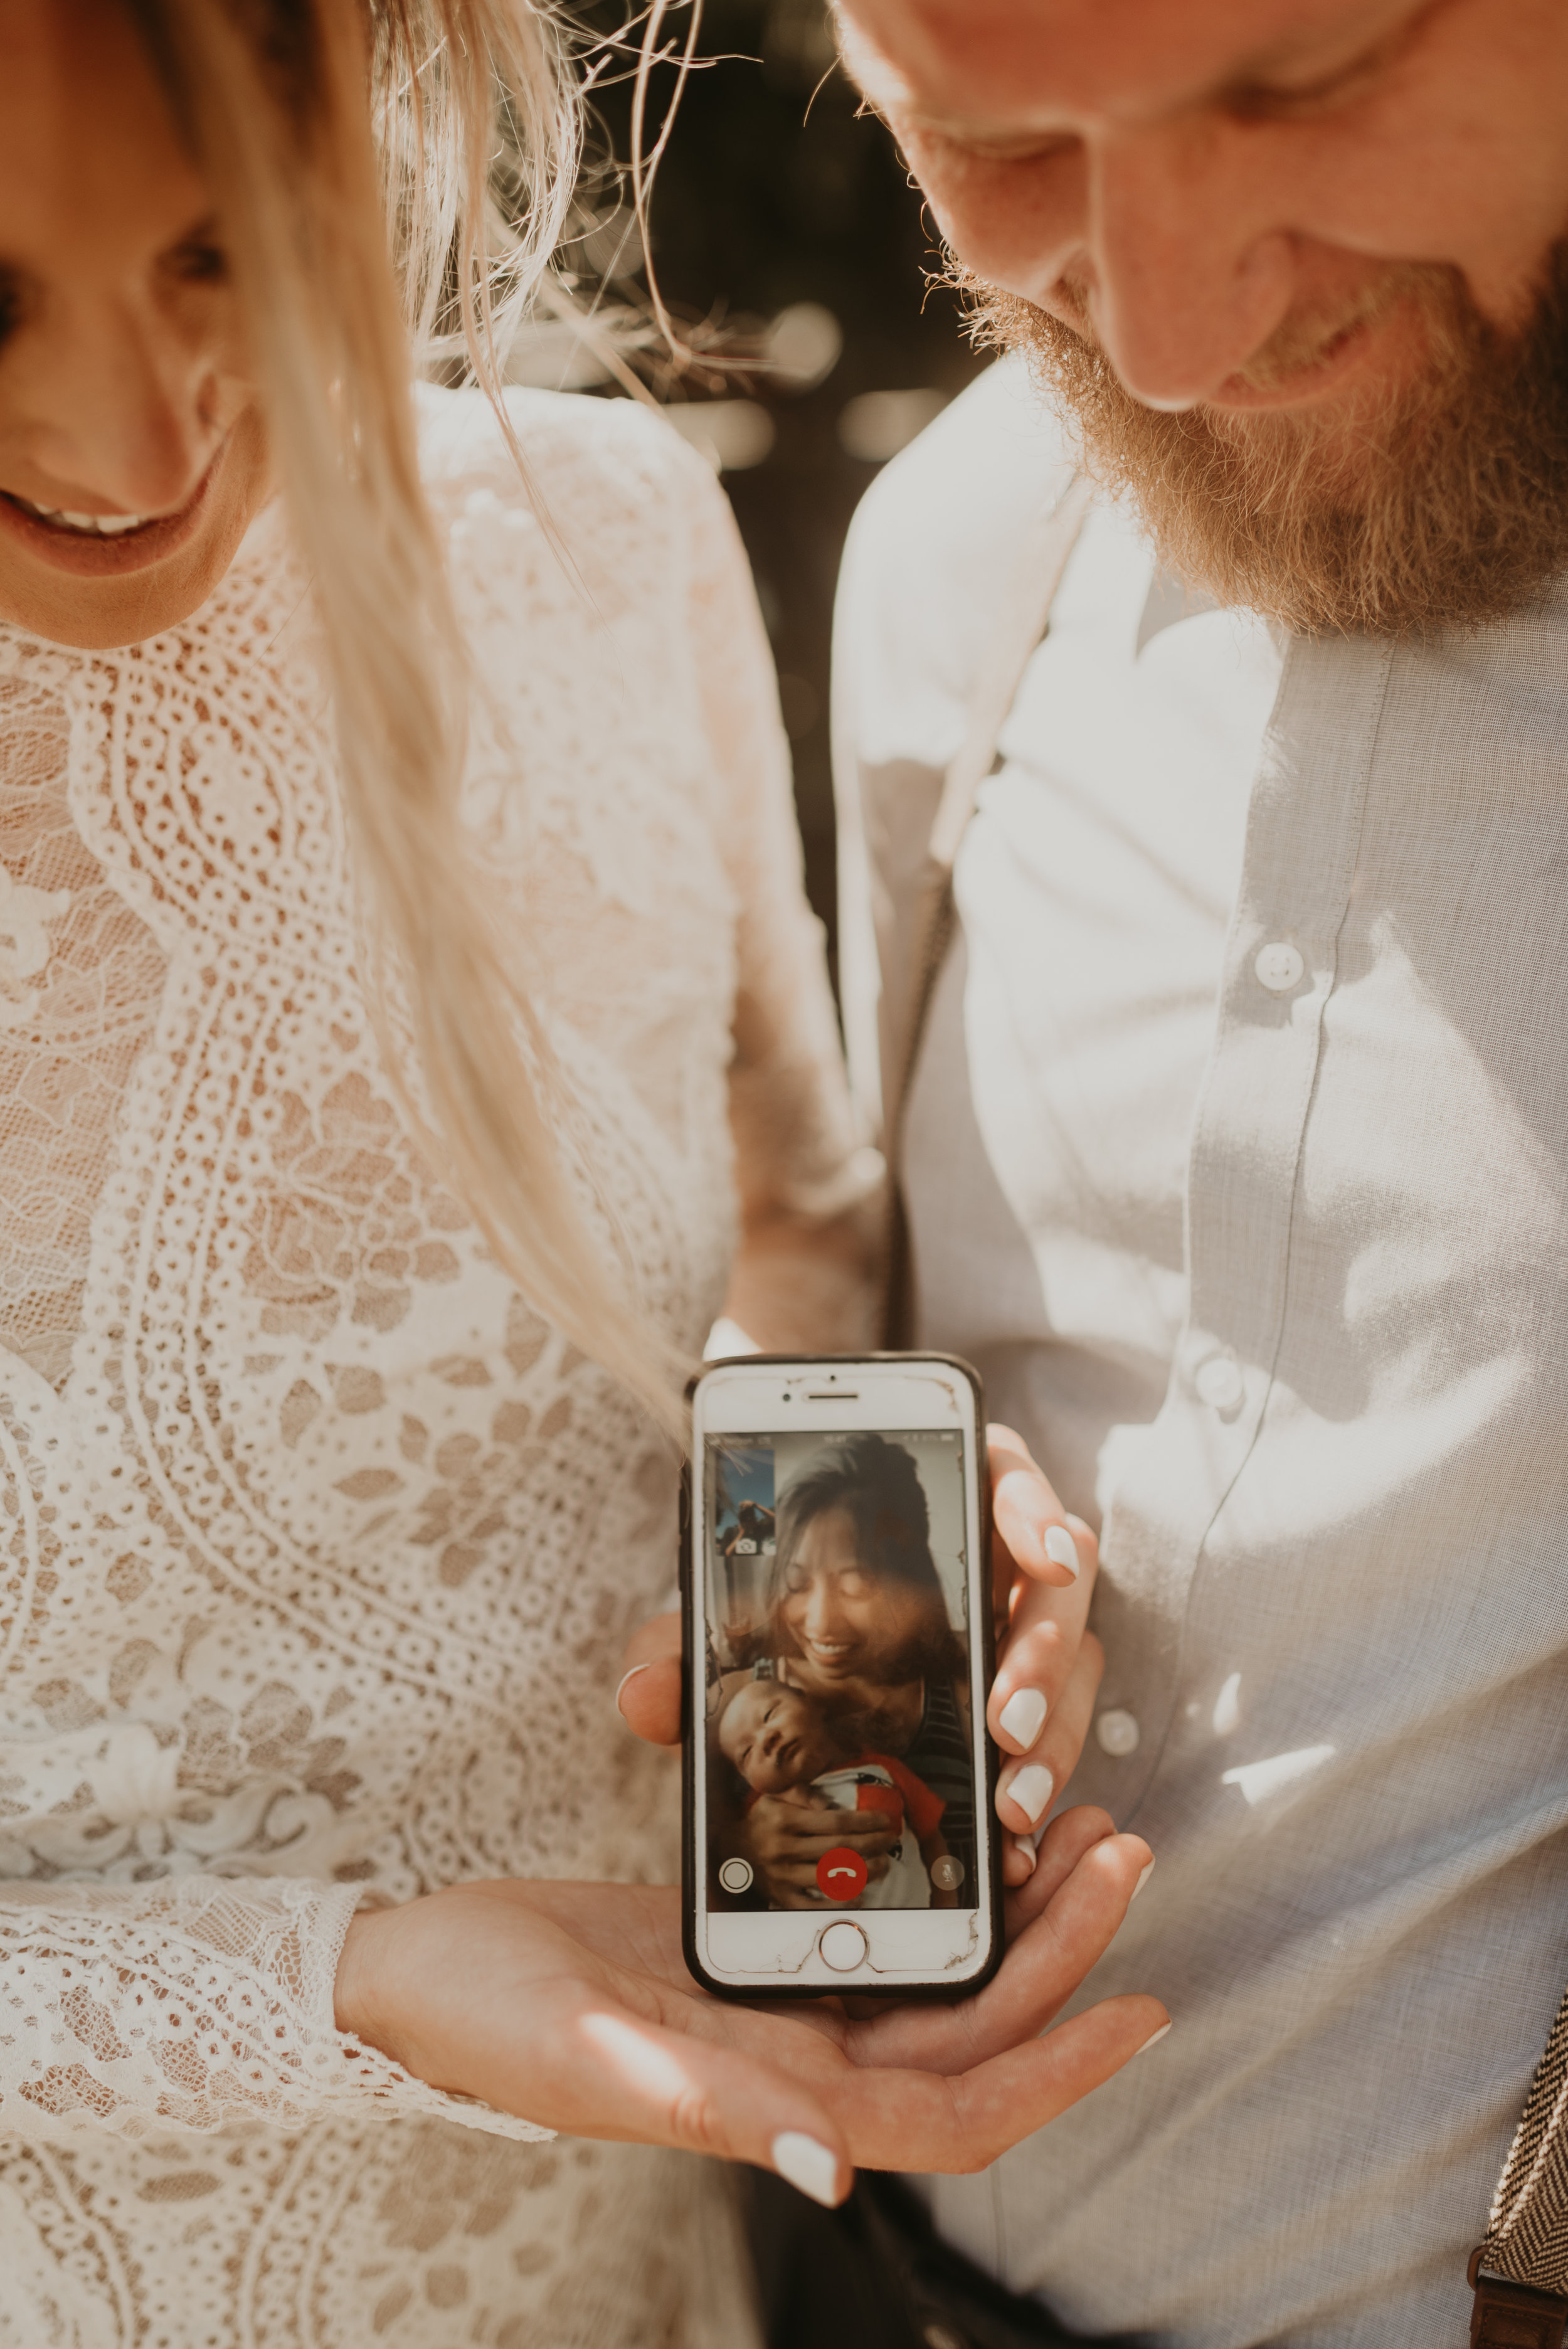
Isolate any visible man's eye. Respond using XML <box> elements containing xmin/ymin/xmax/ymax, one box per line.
<box><xmin>169</xmin><ymin>239</ymin><xmax>230</xmax><ymax>285</ymax></box>
<box><xmin>947</xmin><ymin>133</ymin><xmax>1069</xmax><ymax>171</ymax></box>
<box><xmin>1224</xmin><ymin>23</ymin><xmax>1411</xmax><ymax>125</ymax></box>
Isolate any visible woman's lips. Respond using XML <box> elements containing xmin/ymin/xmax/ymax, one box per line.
<box><xmin>802</xmin><ymin>1636</ymin><xmax>859</xmax><ymax>1669</ymax></box>
<box><xmin>0</xmin><ymin>442</ymin><xmax>228</xmax><ymax>577</ymax></box>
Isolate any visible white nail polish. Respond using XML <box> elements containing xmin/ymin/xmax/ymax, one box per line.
<box><xmin>1132</xmin><ymin>2021</ymin><xmax>1172</xmax><ymax>2058</ymax></box>
<box><xmin>1004</xmin><ymin>1763</ymin><xmax>1054</xmax><ymax>1826</ymax></box>
<box><xmin>614</xmin><ymin>1663</ymin><xmax>650</xmax><ymax>1719</ymax></box>
<box><xmin>1131</xmin><ymin>1859</ymin><xmax>1155</xmax><ymax>1901</ymax></box>
<box><xmin>999</xmin><ymin>1687</ymin><xmax>1048</xmax><ymax>1749</ymax></box>
<box><xmin>1013</xmin><ymin>1835</ymin><xmax>1037</xmax><ymax>1875</ymax></box>
<box><xmin>1043</xmin><ymin>1525</ymin><xmax>1079</xmax><ymax>1577</ymax></box>
<box><xmin>772</xmin><ymin>2131</ymin><xmax>842</xmax><ymax>2207</ymax></box>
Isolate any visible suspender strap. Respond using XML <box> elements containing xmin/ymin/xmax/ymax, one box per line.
<box><xmin>1471</xmin><ymin>1981</ymin><xmax>1568</xmax><ymax>2342</ymax></box>
<box><xmin>881</xmin><ymin>473</ymin><xmax>1093</xmax><ymax>1345</ymax></box>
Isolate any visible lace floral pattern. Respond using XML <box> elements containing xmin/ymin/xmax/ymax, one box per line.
<box><xmin>0</xmin><ymin>388</ymin><xmax>862</xmax><ymax>2345</ymax></box>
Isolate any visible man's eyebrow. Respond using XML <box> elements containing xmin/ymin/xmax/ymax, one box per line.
<box><xmin>874</xmin><ymin>0</ymin><xmax>1435</xmax><ymax>135</ymax></box>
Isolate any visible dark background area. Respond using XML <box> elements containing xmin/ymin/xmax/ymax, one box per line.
<box><xmin>553</xmin><ymin>0</ymin><xmax>987</xmax><ymax>970</ymax></box>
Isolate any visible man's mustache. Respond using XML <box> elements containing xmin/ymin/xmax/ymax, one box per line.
<box><xmin>950</xmin><ymin>238</ymin><xmax>1568</xmax><ymax>639</ymax></box>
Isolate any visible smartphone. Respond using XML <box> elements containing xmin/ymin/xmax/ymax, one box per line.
<box><xmin>683</xmin><ymin>1354</ymin><xmax>1000</xmax><ymax>1999</ymax></box>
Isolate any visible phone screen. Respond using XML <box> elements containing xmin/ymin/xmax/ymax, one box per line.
<box><xmin>702</xmin><ymin>1427</ymin><xmax>978</xmax><ymax>1915</ymax></box>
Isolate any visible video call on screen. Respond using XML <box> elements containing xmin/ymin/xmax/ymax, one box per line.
<box><xmin>704</xmin><ymin>1429</ymin><xmax>978</xmax><ymax>1913</ymax></box>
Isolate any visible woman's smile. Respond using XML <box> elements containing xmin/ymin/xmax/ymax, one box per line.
<box><xmin>0</xmin><ymin>433</ymin><xmax>236</xmax><ymax>582</ymax></box>
<box><xmin>797</xmin><ymin>1631</ymin><xmax>863</xmax><ymax>1674</ymax></box>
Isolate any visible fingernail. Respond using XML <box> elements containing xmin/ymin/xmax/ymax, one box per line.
<box><xmin>1003</xmin><ymin>1763</ymin><xmax>1054</xmax><ymax>1827</ymax></box>
<box><xmin>1044</xmin><ymin>1525</ymin><xmax>1079</xmax><ymax>1578</ymax></box>
<box><xmin>998</xmin><ymin>1688</ymin><xmax>1048</xmax><ymax>1749</ymax></box>
<box><xmin>1133</xmin><ymin>2020</ymin><xmax>1172</xmax><ymax>2059</ymax></box>
<box><xmin>1013</xmin><ymin>1834</ymin><xmax>1037</xmax><ymax>1875</ymax></box>
<box><xmin>772</xmin><ymin>2131</ymin><xmax>842</xmax><ymax>2207</ymax></box>
<box><xmin>615</xmin><ymin>1663</ymin><xmax>651</xmax><ymax>1720</ymax></box>
<box><xmin>1131</xmin><ymin>1859</ymin><xmax>1155</xmax><ymax>1902</ymax></box>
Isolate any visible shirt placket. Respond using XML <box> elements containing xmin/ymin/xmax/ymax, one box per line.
<box><xmin>1086</xmin><ymin>634</ymin><xmax>1394</xmax><ymax>1818</ymax></box>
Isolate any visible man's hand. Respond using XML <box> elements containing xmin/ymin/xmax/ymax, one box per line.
<box><xmin>613</xmin><ymin>1422</ymin><xmax>1104</xmax><ymax>1889</ymax></box>
<box><xmin>334</xmin><ymin>1808</ymin><xmax>1167</xmax><ymax>2203</ymax></box>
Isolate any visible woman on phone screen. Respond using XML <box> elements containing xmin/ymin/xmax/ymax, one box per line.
<box><xmin>736</xmin><ymin>1433</ymin><xmax>977</xmax><ymax>1907</ymax></box>
<box><xmin>0</xmin><ymin>3</ymin><xmax>1165</xmax><ymax>2342</ymax></box>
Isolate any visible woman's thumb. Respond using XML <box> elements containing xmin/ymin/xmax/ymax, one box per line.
<box><xmin>616</xmin><ymin>1654</ymin><xmax>682</xmax><ymax>1747</ymax></box>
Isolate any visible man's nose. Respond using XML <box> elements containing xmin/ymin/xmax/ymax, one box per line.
<box><xmin>26</xmin><ymin>304</ymin><xmax>225</xmax><ymax>514</ymax></box>
<box><xmin>1086</xmin><ymin>123</ymin><xmax>1297</xmax><ymax>409</ymax></box>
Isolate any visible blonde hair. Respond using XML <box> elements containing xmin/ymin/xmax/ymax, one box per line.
<box><xmin>127</xmin><ymin>0</ymin><xmax>684</xmax><ymax>1429</ymax></box>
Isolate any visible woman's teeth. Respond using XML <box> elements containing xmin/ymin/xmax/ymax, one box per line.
<box><xmin>9</xmin><ymin>495</ymin><xmax>152</xmax><ymax>536</ymax></box>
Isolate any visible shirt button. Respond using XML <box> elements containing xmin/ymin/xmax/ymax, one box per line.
<box><xmin>1195</xmin><ymin>1355</ymin><xmax>1244</xmax><ymax>1412</ymax></box>
<box><xmin>1096</xmin><ymin>1708</ymin><xmax>1141</xmax><ymax>1758</ymax></box>
<box><xmin>1254</xmin><ymin>940</ymin><xmax>1305</xmax><ymax>994</ymax></box>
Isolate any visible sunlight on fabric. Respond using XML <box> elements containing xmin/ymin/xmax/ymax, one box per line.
<box><xmin>1212</xmin><ymin>1672</ymin><xmax>1242</xmax><ymax>1736</ymax></box>
<box><xmin>1221</xmin><ymin>1744</ymin><xmax>1335</xmax><ymax>1806</ymax></box>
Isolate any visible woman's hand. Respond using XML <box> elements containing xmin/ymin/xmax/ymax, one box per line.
<box><xmin>334</xmin><ymin>1808</ymin><xmax>1166</xmax><ymax>2203</ymax></box>
<box><xmin>736</xmin><ymin>1791</ymin><xmax>896</xmax><ymax>1908</ymax></box>
<box><xmin>614</xmin><ymin>1610</ymin><xmax>685</xmax><ymax>1746</ymax></box>
<box><xmin>985</xmin><ymin>1426</ymin><xmax>1104</xmax><ymax>1887</ymax></box>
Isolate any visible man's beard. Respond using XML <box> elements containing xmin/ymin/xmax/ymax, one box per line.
<box><xmin>961</xmin><ymin>250</ymin><xmax>1568</xmax><ymax>637</ymax></box>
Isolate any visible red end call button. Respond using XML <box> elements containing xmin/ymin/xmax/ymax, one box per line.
<box><xmin>816</xmin><ymin>1845</ymin><xmax>868</xmax><ymax>1901</ymax></box>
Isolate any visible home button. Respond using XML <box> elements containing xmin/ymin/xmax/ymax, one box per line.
<box><xmin>818</xmin><ymin>1921</ymin><xmax>869</xmax><ymax>1973</ymax></box>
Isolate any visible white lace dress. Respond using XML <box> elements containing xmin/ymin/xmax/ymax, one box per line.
<box><xmin>0</xmin><ymin>387</ymin><xmax>869</xmax><ymax>2348</ymax></box>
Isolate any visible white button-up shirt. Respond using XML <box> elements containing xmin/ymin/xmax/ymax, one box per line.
<box><xmin>833</xmin><ymin>356</ymin><xmax>1568</xmax><ymax>2347</ymax></box>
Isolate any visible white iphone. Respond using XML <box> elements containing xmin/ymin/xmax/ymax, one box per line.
<box><xmin>682</xmin><ymin>1354</ymin><xmax>1000</xmax><ymax>1998</ymax></box>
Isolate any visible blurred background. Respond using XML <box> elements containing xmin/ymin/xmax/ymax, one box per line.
<box><xmin>522</xmin><ymin>1</ymin><xmax>987</xmax><ymax>977</ymax></box>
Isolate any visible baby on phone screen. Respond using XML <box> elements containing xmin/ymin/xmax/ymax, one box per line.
<box><xmin>717</xmin><ymin>1677</ymin><xmax>955</xmax><ymax>1909</ymax></box>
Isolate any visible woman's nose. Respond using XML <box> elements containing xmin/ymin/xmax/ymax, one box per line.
<box><xmin>26</xmin><ymin>303</ymin><xmax>226</xmax><ymax>516</ymax></box>
<box><xmin>801</xmin><ymin>1577</ymin><xmax>847</xmax><ymax>1638</ymax></box>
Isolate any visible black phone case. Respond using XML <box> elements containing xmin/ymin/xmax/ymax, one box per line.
<box><xmin>681</xmin><ymin>1352</ymin><xmax>1002</xmax><ymax>2002</ymax></box>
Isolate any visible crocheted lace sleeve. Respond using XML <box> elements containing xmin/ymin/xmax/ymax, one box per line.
<box><xmin>677</xmin><ymin>438</ymin><xmax>884</xmax><ymax>1345</ymax></box>
<box><xmin>0</xmin><ymin>1877</ymin><xmax>549</xmax><ymax>2145</ymax></box>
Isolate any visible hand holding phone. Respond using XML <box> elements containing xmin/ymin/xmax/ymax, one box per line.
<box><xmin>336</xmin><ymin>1815</ymin><xmax>1167</xmax><ymax>2202</ymax></box>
